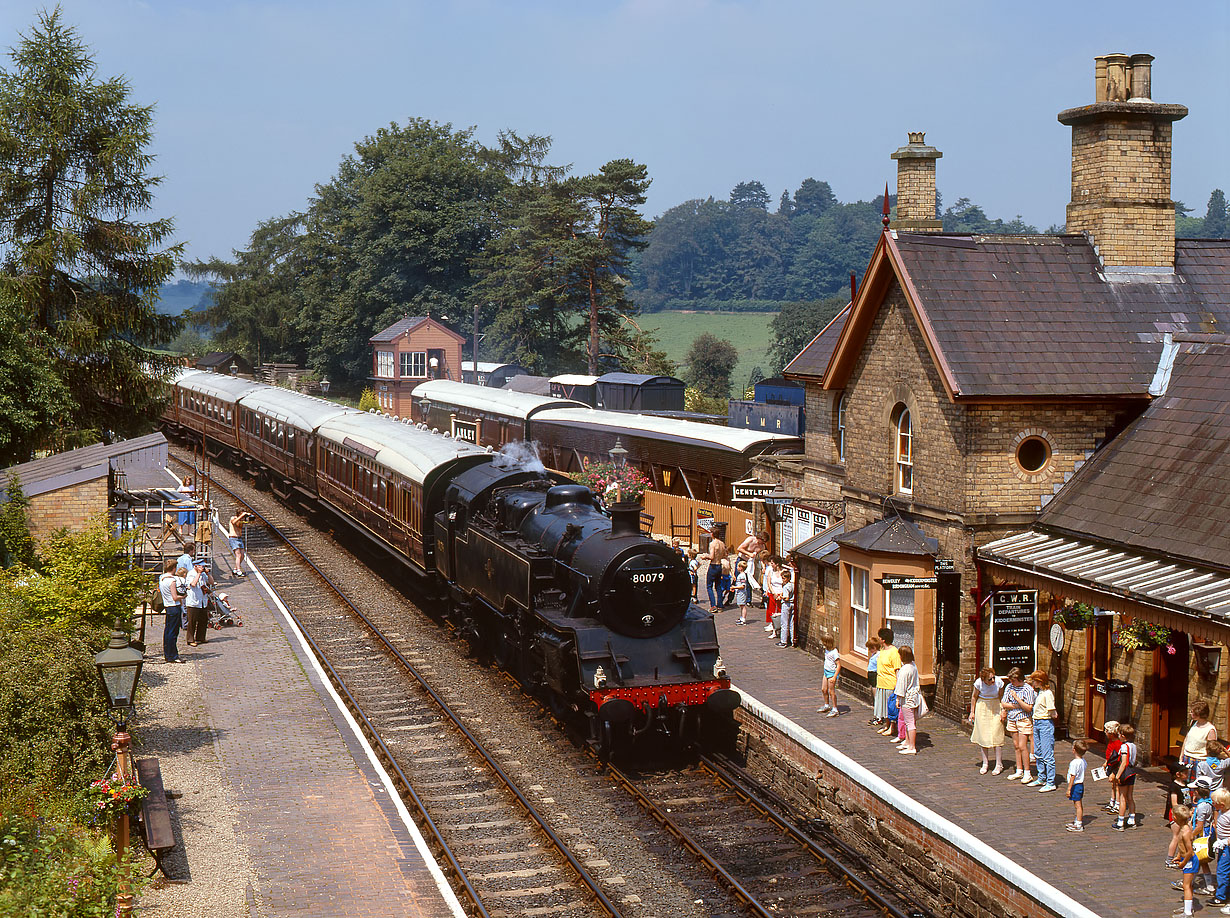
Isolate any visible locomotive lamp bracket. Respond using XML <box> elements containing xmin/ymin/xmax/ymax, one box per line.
<box><xmin>594</xmin><ymin>666</ymin><xmax>608</xmax><ymax>689</ymax></box>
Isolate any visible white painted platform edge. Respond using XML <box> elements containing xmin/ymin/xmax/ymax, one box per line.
<box><xmin>238</xmin><ymin>521</ymin><xmax>468</xmax><ymax>918</ymax></box>
<box><xmin>732</xmin><ymin>684</ymin><xmax>1102</xmax><ymax>918</ymax></box>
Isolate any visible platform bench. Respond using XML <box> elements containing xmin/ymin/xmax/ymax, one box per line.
<box><xmin>134</xmin><ymin>757</ymin><xmax>176</xmax><ymax>879</ymax></box>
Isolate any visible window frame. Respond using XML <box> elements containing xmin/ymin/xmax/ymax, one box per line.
<box><xmin>837</xmin><ymin>394</ymin><xmax>846</xmax><ymax>462</ymax></box>
<box><xmin>376</xmin><ymin>350</ymin><xmax>395</xmax><ymax>378</ymax></box>
<box><xmin>896</xmin><ymin>408</ymin><xmax>913</xmax><ymax>495</ymax></box>
<box><xmin>400</xmin><ymin>351</ymin><xmax>427</xmax><ymax>379</ymax></box>
<box><xmin>850</xmin><ymin>564</ymin><xmax>869</xmax><ymax>655</ymax></box>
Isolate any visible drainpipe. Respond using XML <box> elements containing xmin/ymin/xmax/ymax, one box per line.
<box><xmin>970</xmin><ymin>563</ymin><xmax>987</xmax><ymax>674</ymax></box>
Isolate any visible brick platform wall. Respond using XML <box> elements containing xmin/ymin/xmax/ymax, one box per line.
<box><xmin>25</xmin><ymin>477</ymin><xmax>108</xmax><ymax>542</ymax></box>
<box><xmin>737</xmin><ymin>711</ymin><xmax>1074</xmax><ymax>918</ymax></box>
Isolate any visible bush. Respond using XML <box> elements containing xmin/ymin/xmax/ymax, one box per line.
<box><xmin>0</xmin><ymin>608</ymin><xmax>114</xmax><ymax>798</ymax></box>
<box><xmin>0</xmin><ymin>807</ymin><xmax>143</xmax><ymax>918</ymax></box>
<box><xmin>358</xmin><ymin>387</ymin><xmax>379</xmax><ymax>412</ymax></box>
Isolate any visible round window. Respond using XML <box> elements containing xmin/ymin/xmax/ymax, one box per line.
<box><xmin>1016</xmin><ymin>436</ymin><xmax>1051</xmax><ymax>473</ymax></box>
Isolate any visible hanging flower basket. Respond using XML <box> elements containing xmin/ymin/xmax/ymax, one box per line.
<box><xmin>572</xmin><ymin>460</ymin><xmax>653</xmax><ymax>506</ymax></box>
<box><xmin>1054</xmin><ymin>602</ymin><xmax>1097</xmax><ymax>630</ymax></box>
<box><xmin>85</xmin><ymin>772</ymin><xmax>148</xmax><ymax>825</ymax></box>
<box><xmin>1114</xmin><ymin>619</ymin><xmax>1175</xmax><ymax>654</ymax></box>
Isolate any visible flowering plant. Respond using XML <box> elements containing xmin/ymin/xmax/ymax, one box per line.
<box><xmin>573</xmin><ymin>460</ymin><xmax>653</xmax><ymax>504</ymax></box>
<box><xmin>85</xmin><ymin>772</ymin><xmax>148</xmax><ymax>823</ymax></box>
<box><xmin>1114</xmin><ymin>618</ymin><xmax>1175</xmax><ymax>653</ymax></box>
<box><xmin>1054</xmin><ymin>602</ymin><xmax>1097</xmax><ymax>629</ymax></box>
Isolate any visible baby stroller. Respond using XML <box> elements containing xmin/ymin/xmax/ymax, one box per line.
<box><xmin>209</xmin><ymin>592</ymin><xmax>243</xmax><ymax>629</ymax></box>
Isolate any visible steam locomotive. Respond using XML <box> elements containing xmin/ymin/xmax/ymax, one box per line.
<box><xmin>165</xmin><ymin>370</ymin><xmax>740</xmax><ymax>753</ymax></box>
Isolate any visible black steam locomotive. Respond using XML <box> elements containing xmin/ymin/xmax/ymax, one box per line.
<box><xmin>166</xmin><ymin>371</ymin><xmax>740</xmax><ymax>753</ymax></box>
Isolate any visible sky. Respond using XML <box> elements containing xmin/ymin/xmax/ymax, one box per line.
<box><xmin>4</xmin><ymin>0</ymin><xmax>1227</xmax><ymax>268</ymax></box>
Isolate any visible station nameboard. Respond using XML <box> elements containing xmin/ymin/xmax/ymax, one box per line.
<box><xmin>990</xmin><ymin>589</ymin><xmax>1038</xmax><ymax>675</ymax></box>
<box><xmin>934</xmin><ymin>558</ymin><xmax>956</xmax><ymax>573</ymax></box>
<box><xmin>877</xmin><ymin>575</ymin><xmax>939</xmax><ymax>590</ymax></box>
<box><xmin>451</xmin><ymin>419</ymin><xmax>478</xmax><ymax>443</ymax></box>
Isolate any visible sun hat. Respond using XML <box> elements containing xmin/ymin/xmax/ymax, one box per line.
<box><xmin>1189</xmin><ymin>776</ymin><xmax>1214</xmax><ymax>790</ymax></box>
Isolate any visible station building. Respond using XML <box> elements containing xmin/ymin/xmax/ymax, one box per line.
<box><xmin>752</xmin><ymin>53</ymin><xmax>1230</xmax><ymax>757</ymax></box>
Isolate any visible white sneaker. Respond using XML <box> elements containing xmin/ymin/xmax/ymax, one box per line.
<box><xmin>764</xmin><ymin>624</ymin><xmax>775</xmax><ymax>632</ymax></box>
<box><xmin>826</xmin><ymin>708</ymin><xmax>840</xmax><ymax>718</ymax></box>
<box><xmin>818</xmin><ymin>704</ymin><xmax>831</xmax><ymax>712</ymax></box>
<box><xmin>1007</xmin><ymin>770</ymin><xmax>1022</xmax><ymax>780</ymax></box>
<box><xmin>979</xmin><ymin>763</ymin><xmax>989</xmax><ymax>775</ymax></box>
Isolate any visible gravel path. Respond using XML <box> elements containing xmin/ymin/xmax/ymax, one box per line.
<box><xmin>131</xmin><ymin>613</ymin><xmax>259</xmax><ymax>918</ymax></box>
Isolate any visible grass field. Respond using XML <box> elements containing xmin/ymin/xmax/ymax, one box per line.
<box><xmin>637</xmin><ymin>310</ymin><xmax>778</xmax><ymax>395</ymax></box>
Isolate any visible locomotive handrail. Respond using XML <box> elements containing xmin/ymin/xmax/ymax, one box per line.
<box><xmin>678</xmin><ymin>631</ymin><xmax>701</xmax><ymax>677</ymax></box>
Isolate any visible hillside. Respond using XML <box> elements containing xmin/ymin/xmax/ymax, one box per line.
<box><xmin>155</xmin><ymin>279</ymin><xmax>213</xmax><ymax>315</ymax></box>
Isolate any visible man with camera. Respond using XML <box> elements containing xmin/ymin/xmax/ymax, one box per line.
<box><xmin>227</xmin><ymin>510</ymin><xmax>254</xmax><ymax>577</ymax></box>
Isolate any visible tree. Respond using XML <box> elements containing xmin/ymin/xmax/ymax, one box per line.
<box><xmin>0</xmin><ymin>9</ymin><xmax>181</xmax><ymax>445</ymax></box>
<box><xmin>768</xmin><ymin>295</ymin><xmax>848</xmax><ymax>373</ymax></box>
<box><xmin>479</xmin><ymin>159</ymin><xmax>652</xmax><ymax>374</ymax></box>
<box><xmin>0</xmin><ymin>293</ymin><xmax>72</xmax><ymax>464</ymax></box>
<box><xmin>729</xmin><ymin>180</ymin><xmax>770</xmax><ymax>211</ymax></box>
<box><xmin>603</xmin><ymin>315</ymin><xmax>677</xmax><ymax>376</ymax></box>
<box><xmin>1205</xmin><ymin>189</ymin><xmax>1228</xmax><ymax>239</ymax></box>
<box><xmin>684</xmin><ymin>332</ymin><xmax>738</xmax><ymax>398</ymax></box>
<box><xmin>792</xmin><ymin>178</ymin><xmax>837</xmax><ymax>218</ymax></box>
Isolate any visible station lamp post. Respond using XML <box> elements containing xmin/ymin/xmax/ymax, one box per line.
<box><xmin>420</xmin><ymin>398</ymin><xmax>432</xmax><ymax>426</ymax></box>
<box><xmin>608</xmin><ymin>438</ymin><xmax>628</xmax><ymax>468</ymax></box>
<box><xmin>230</xmin><ymin>362</ymin><xmax>238</xmax><ymax>376</ymax></box>
<box><xmin>320</xmin><ymin>377</ymin><xmax>330</xmax><ymax>395</ymax></box>
<box><xmin>94</xmin><ymin>621</ymin><xmax>144</xmax><ymax>917</ymax></box>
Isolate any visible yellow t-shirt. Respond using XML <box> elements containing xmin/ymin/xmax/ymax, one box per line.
<box><xmin>876</xmin><ymin>645</ymin><xmax>901</xmax><ymax>690</ymax></box>
<box><xmin>1032</xmin><ymin>688</ymin><xmax>1056</xmax><ymax>721</ymax></box>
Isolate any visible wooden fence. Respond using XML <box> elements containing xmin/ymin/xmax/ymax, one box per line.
<box><xmin>641</xmin><ymin>490</ymin><xmax>753</xmax><ymax>550</ymax></box>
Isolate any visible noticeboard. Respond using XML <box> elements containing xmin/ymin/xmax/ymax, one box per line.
<box><xmin>990</xmin><ymin>589</ymin><xmax>1038</xmax><ymax>676</ymax></box>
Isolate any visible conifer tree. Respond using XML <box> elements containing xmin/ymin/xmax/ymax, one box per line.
<box><xmin>0</xmin><ymin>9</ymin><xmax>181</xmax><ymax>447</ymax></box>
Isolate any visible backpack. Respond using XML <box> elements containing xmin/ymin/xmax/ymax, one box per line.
<box><xmin>152</xmin><ymin>584</ymin><xmax>165</xmax><ymax>613</ymax></box>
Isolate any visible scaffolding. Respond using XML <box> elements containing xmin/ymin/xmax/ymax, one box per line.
<box><xmin>112</xmin><ymin>440</ymin><xmax>214</xmax><ymax>574</ymax></box>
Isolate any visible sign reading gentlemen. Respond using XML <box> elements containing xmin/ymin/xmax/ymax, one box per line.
<box><xmin>990</xmin><ymin>589</ymin><xmax>1038</xmax><ymax>676</ymax></box>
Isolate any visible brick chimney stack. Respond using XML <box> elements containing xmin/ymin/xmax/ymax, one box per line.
<box><xmin>890</xmin><ymin>132</ymin><xmax>943</xmax><ymax>232</ymax></box>
<box><xmin>1058</xmin><ymin>53</ymin><xmax>1187</xmax><ymax>268</ymax></box>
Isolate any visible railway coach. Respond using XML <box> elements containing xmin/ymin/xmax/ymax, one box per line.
<box><xmin>411</xmin><ymin>379</ymin><xmax>803</xmax><ymax>505</ymax></box>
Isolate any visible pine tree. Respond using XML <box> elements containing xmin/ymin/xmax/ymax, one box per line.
<box><xmin>0</xmin><ymin>9</ymin><xmax>181</xmax><ymax>445</ymax></box>
<box><xmin>1205</xmin><ymin>190</ymin><xmax>1228</xmax><ymax>239</ymax></box>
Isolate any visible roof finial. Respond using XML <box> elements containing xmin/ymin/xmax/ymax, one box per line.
<box><xmin>882</xmin><ymin>183</ymin><xmax>891</xmax><ymax>229</ymax></box>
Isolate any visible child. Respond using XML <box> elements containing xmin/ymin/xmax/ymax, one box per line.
<box><xmin>687</xmin><ymin>550</ymin><xmax>699</xmax><ymax>601</ymax></box>
<box><xmin>818</xmin><ymin>634</ymin><xmax>841</xmax><ymax>716</ymax></box>
<box><xmin>865</xmin><ymin>636</ymin><xmax>883</xmax><ymax>726</ymax></box>
<box><xmin>733</xmin><ymin>560</ymin><xmax>751</xmax><ymax>623</ymax></box>
<box><xmin>1176</xmin><ymin>776</ymin><xmax>1215</xmax><ymax>896</ymax></box>
<box><xmin>1210</xmin><ymin>789</ymin><xmax>1230</xmax><ymax>906</ymax></box>
<box><xmin>1101</xmin><ymin>720</ymin><xmax>1122</xmax><ymax>815</ymax></box>
<box><xmin>1028</xmin><ymin>670</ymin><xmax>1057</xmax><ymax>790</ymax></box>
<box><xmin>1065</xmin><ymin>740</ymin><xmax>1088</xmax><ymax>832</ymax></box>
<box><xmin>1167</xmin><ymin>764</ymin><xmax>1192</xmax><ymax>868</ymax></box>
<box><xmin>776</xmin><ymin>568</ymin><xmax>795</xmax><ymax>646</ymax></box>
<box><xmin>1114</xmin><ymin>723</ymin><xmax>1139</xmax><ymax>830</ymax></box>
<box><xmin>1173</xmin><ymin>803</ymin><xmax>1197</xmax><ymax>917</ymax></box>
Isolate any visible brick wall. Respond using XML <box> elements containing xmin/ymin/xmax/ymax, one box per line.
<box><xmin>737</xmin><ymin>711</ymin><xmax>1066</xmax><ymax>918</ymax></box>
<box><xmin>25</xmin><ymin>476</ymin><xmax>109</xmax><ymax>541</ymax></box>
<box><xmin>1065</xmin><ymin>119</ymin><xmax>1176</xmax><ymax>267</ymax></box>
<box><xmin>896</xmin><ymin>158</ymin><xmax>938</xmax><ymax>223</ymax></box>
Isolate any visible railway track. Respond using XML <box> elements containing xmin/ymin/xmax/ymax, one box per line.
<box><xmin>178</xmin><ymin>450</ymin><xmax>935</xmax><ymax>918</ymax></box>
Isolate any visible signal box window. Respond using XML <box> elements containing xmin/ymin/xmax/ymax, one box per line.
<box><xmin>401</xmin><ymin>352</ymin><xmax>427</xmax><ymax>378</ymax></box>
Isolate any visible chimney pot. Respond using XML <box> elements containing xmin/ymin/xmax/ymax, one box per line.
<box><xmin>889</xmin><ymin>132</ymin><xmax>943</xmax><ymax>233</ymax></box>
<box><xmin>1104</xmin><ymin>52</ymin><xmax>1130</xmax><ymax>102</ymax></box>
<box><xmin>1094</xmin><ymin>55</ymin><xmax>1109</xmax><ymax>102</ymax></box>
<box><xmin>1129</xmin><ymin>53</ymin><xmax>1154</xmax><ymax>100</ymax></box>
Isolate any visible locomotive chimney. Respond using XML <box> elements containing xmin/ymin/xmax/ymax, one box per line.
<box><xmin>610</xmin><ymin>504</ymin><xmax>642</xmax><ymax>537</ymax></box>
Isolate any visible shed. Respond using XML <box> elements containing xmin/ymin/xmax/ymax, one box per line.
<box><xmin>549</xmin><ymin>374</ymin><xmax>599</xmax><ymax>406</ymax></box>
<box><xmin>503</xmin><ymin>375</ymin><xmax>552</xmax><ymax>396</ymax></box>
<box><xmin>595</xmin><ymin>373</ymin><xmax>686</xmax><ymax>412</ymax></box>
<box><xmin>195</xmin><ymin>351</ymin><xmax>254</xmax><ymax>377</ymax></box>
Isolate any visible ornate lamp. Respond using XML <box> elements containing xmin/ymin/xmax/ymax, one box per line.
<box><xmin>229</xmin><ymin>361</ymin><xmax>239</xmax><ymax>376</ymax></box>
<box><xmin>94</xmin><ymin>622</ymin><xmax>144</xmax><ymax>721</ymax></box>
<box><xmin>320</xmin><ymin>377</ymin><xmax>331</xmax><ymax>395</ymax></box>
<box><xmin>608</xmin><ymin>438</ymin><xmax>628</xmax><ymax>467</ymax></box>
<box><xmin>420</xmin><ymin>398</ymin><xmax>432</xmax><ymax>425</ymax></box>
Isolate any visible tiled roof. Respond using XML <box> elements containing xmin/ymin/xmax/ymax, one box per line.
<box><xmin>891</xmin><ymin>234</ymin><xmax>1230</xmax><ymax>397</ymax></box>
<box><xmin>783</xmin><ymin>304</ymin><xmax>849</xmax><ymax>380</ymax></box>
<box><xmin>834</xmin><ymin>516</ymin><xmax>938</xmax><ymax>556</ymax></box>
<box><xmin>369</xmin><ymin>317</ymin><xmax>428</xmax><ymax>343</ymax></box>
<box><xmin>1037</xmin><ymin>336</ymin><xmax>1230</xmax><ymax>572</ymax></box>
<box><xmin>1</xmin><ymin>433</ymin><xmax>169</xmax><ymax>499</ymax></box>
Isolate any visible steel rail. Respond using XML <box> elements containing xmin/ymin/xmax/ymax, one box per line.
<box><xmin>181</xmin><ymin>457</ymin><xmax>625</xmax><ymax>918</ymax></box>
<box><xmin>700</xmin><ymin>752</ymin><xmax>929</xmax><ymax>918</ymax></box>
<box><xmin>603</xmin><ymin>761</ymin><xmax>776</xmax><ymax>918</ymax></box>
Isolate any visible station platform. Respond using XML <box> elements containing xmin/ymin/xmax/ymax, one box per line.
<box><xmin>134</xmin><ymin>541</ymin><xmax>464</xmax><ymax>917</ymax></box>
<box><xmin>712</xmin><ymin>606</ymin><xmax>1175</xmax><ymax>918</ymax></box>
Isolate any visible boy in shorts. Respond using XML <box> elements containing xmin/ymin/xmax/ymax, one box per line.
<box><xmin>1102</xmin><ymin>720</ymin><xmax>1122</xmax><ymax>815</ymax></box>
<box><xmin>1065</xmin><ymin>739</ymin><xmax>1088</xmax><ymax>832</ymax></box>
<box><xmin>1172</xmin><ymin>803</ymin><xmax>1196</xmax><ymax>918</ymax></box>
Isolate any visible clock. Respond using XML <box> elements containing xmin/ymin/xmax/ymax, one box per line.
<box><xmin>1049</xmin><ymin>623</ymin><xmax>1065</xmax><ymax>654</ymax></box>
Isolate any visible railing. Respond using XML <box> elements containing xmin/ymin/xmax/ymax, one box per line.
<box><xmin>641</xmin><ymin>491</ymin><xmax>753</xmax><ymax>550</ymax></box>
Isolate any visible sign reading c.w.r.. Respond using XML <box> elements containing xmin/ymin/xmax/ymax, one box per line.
<box><xmin>990</xmin><ymin>589</ymin><xmax>1038</xmax><ymax>676</ymax></box>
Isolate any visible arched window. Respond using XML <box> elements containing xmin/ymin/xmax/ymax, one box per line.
<box><xmin>836</xmin><ymin>394</ymin><xmax>847</xmax><ymax>462</ymax></box>
<box><xmin>896</xmin><ymin>408</ymin><xmax>913</xmax><ymax>494</ymax></box>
